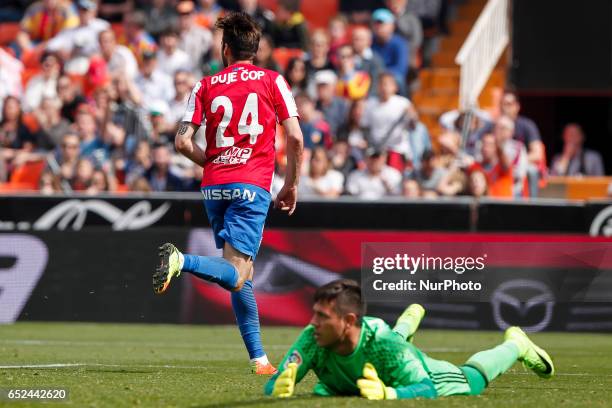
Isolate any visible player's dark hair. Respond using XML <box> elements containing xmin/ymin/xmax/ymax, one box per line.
<box><xmin>215</xmin><ymin>12</ymin><xmax>262</xmax><ymax>61</ymax></box>
<box><xmin>314</xmin><ymin>279</ymin><xmax>365</xmax><ymax>324</ymax></box>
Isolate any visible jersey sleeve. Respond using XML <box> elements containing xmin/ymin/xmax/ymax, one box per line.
<box><xmin>181</xmin><ymin>80</ymin><xmax>206</xmax><ymax>126</ymax></box>
<box><xmin>263</xmin><ymin>325</ymin><xmax>319</xmax><ymax>396</ymax></box>
<box><xmin>368</xmin><ymin>332</ymin><xmax>430</xmax><ymax>389</ymax></box>
<box><xmin>271</xmin><ymin>74</ymin><xmax>299</xmax><ymax>123</ymax></box>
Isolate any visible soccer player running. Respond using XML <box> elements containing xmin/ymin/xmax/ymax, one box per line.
<box><xmin>152</xmin><ymin>12</ymin><xmax>303</xmax><ymax>375</ymax></box>
<box><xmin>266</xmin><ymin>279</ymin><xmax>555</xmax><ymax>399</ymax></box>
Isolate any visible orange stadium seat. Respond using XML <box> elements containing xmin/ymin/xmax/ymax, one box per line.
<box><xmin>273</xmin><ymin>47</ymin><xmax>304</xmax><ymax>71</ymax></box>
<box><xmin>9</xmin><ymin>159</ymin><xmax>46</xmax><ymax>190</ymax></box>
<box><xmin>0</xmin><ymin>182</ymin><xmax>37</xmax><ymax>192</ymax></box>
<box><xmin>301</xmin><ymin>0</ymin><xmax>338</xmax><ymax>29</ymax></box>
<box><xmin>0</xmin><ymin>22</ymin><xmax>20</xmax><ymax>46</ymax></box>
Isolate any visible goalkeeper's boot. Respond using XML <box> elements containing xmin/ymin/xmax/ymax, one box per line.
<box><xmin>397</xmin><ymin>303</ymin><xmax>425</xmax><ymax>343</ymax></box>
<box><xmin>504</xmin><ymin>326</ymin><xmax>555</xmax><ymax>379</ymax></box>
<box><xmin>251</xmin><ymin>361</ymin><xmax>278</xmax><ymax>375</ymax></box>
<box><xmin>153</xmin><ymin>243</ymin><xmax>182</xmax><ymax>294</ymax></box>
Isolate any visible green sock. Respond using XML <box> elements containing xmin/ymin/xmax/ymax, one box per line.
<box><xmin>464</xmin><ymin>340</ymin><xmax>520</xmax><ymax>383</ymax></box>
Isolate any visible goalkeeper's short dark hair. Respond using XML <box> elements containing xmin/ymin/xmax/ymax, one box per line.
<box><xmin>314</xmin><ymin>279</ymin><xmax>365</xmax><ymax>324</ymax></box>
<box><xmin>215</xmin><ymin>12</ymin><xmax>262</xmax><ymax>61</ymax></box>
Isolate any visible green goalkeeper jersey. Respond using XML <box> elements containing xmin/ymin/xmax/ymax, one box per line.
<box><xmin>265</xmin><ymin>316</ymin><xmax>471</xmax><ymax>397</ymax></box>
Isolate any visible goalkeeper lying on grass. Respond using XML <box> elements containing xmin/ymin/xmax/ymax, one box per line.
<box><xmin>264</xmin><ymin>279</ymin><xmax>555</xmax><ymax>400</ymax></box>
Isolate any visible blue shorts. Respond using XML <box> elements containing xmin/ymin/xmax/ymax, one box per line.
<box><xmin>202</xmin><ymin>183</ymin><xmax>271</xmax><ymax>260</ymax></box>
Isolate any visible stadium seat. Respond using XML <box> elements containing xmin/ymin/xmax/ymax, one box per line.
<box><xmin>272</xmin><ymin>47</ymin><xmax>304</xmax><ymax>71</ymax></box>
<box><xmin>301</xmin><ymin>0</ymin><xmax>338</xmax><ymax>29</ymax></box>
<box><xmin>0</xmin><ymin>182</ymin><xmax>37</xmax><ymax>192</ymax></box>
<box><xmin>0</xmin><ymin>22</ymin><xmax>19</xmax><ymax>46</ymax></box>
<box><xmin>9</xmin><ymin>159</ymin><xmax>46</xmax><ymax>190</ymax></box>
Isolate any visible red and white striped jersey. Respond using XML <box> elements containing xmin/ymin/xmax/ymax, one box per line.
<box><xmin>182</xmin><ymin>63</ymin><xmax>298</xmax><ymax>191</ymax></box>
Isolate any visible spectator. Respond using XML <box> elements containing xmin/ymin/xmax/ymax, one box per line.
<box><xmin>238</xmin><ymin>0</ymin><xmax>275</xmax><ymax>37</ymax></box>
<box><xmin>72</xmin><ymin>157</ymin><xmax>95</xmax><ymax>190</ymax></box>
<box><xmin>360</xmin><ymin>72</ymin><xmax>413</xmax><ymax>171</ymax></box>
<box><xmin>407</xmin><ymin>150</ymin><xmax>446</xmax><ymax>195</ymax></box>
<box><xmin>346</xmin><ymin>147</ymin><xmax>402</xmax><ymax>199</ymax></box>
<box><xmin>56</xmin><ymin>132</ymin><xmax>81</xmax><ymax>183</ymax></box>
<box><xmin>330</xmin><ymin>139</ymin><xmax>359</xmax><ymax>180</ymax></box>
<box><xmin>371</xmin><ymin>8</ymin><xmax>409</xmax><ymax>94</ymax></box>
<box><xmin>328</xmin><ymin>14</ymin><xmax>349</xmax><ymax>67</ymax></box>
<box><xmin>86</xmin><ymin>168</ymin><xmax>112</xmax><ymax>194</ymax></box>
<box><xmin>351</xmin><ymin>26</ymin><xmax>385</xmax><ymax>96</ymax></box>
<box><xmin>75</xmin><ymin>108</ymin><xmax>107</xmax><ymax>164</ymax></box>
<box><xmin>201</xmin><ymin>27</ymin><xmax>224</xmax><ymax>76</ymax></box>
<box><xmin>134</xmin><ymin>50</ymin><xmax>175</xmax><ymax>106</ymax></box>
<box><xmin>495</xmin><ymin>115</ymin><xmax>528</xmax><ymax>197</ymax></box>
<box><xmin>168</xmin><ymin>70</ymin><xmax>195</xmax><ymax>126</ymax></box>
<box><xmin>295</xmin><ymin>93</ymin><xmax>332</xmax><ymax>151</ymax></box>
<box><xmin>34</xmin><ymin>96</ymin><xmax>71</xmax><ymax>150</ymax></box>
<box><xmin>436</xmin><ymin>130</ymin><xmax>470</xmax><ymax>196</ymax></box>
<box><xmin>314</xmin><ymin>70</ymin><xmax>348</xmax><ymax>138</ymax></box>
<box><xmin>143</xmin><ymin>0</ymin><xmax>178</xmax><ymax>40</ymax></box>
<box><xmin>439</xmin><ymin>108</ymin><xmax>491</xmax><ymax>156</ymax></box>
<box><xmin>402</xmin><ymin>178</ymin><xmax>421</xmax><ymax>198</ymax></box>
<box><xmin>467</xmin><ymin>168</ymin><xmax>488</xmax><ymax>198</ymax></box>
<box><xmin>16</xmin><ymin>0</ymin><xmax>79</xmax><ymax>52</ymax></box>
<box><xmin>99</xmin><ymin>29</ymin><xmax>139</xmax><ymax>80</ymax></box>
<box><xmin>46</xmin><ymin>0</ymin><xmax>110</xmax><ymax>59</ymax></box>
<box><xmin>255</xmin><ymin>35</ymin><xmax>281</xmax><ymax>72</ymax></box>
<box><xmin>145</xmin><ymin>143</ymin><xmax>184</xmax><ymax>191</ymax></box>
<box><xmin>125</xmin><ymin>139</ymin><xmax>153</xmax><ymax>185</ymax></box>
<box><xmin>121</xmin><ymin>10</ymin><xmax>157</xmax><ymax>64</ymax></box>
<box><xmin>271</xmin><ymin>0</ymin><xmax>308</xmax><ymax>50</ymax></box>
<box><xmin>195</xmin><ymin>0</ymin><xmax>223</xmax><ymax>30</ymax></box>
<box><xmin>386</xmin><ymin>0</ymin><xmax>423</xmax><ymax>70</ymax></box>
<box><xmin>299</xmin><ymin>147</ymin><xmax>344</xmax><ymax>198</ymax></box>
<box><xmin>57</xmin><ymin>75</ymin><xmax>87</xmax><ymax>122</ymax></box>
<box><xmin>335</xmin><ymin>44</ymin><xmax>371</xmax><ymax>101</ymax></box>
<box><xmin>177</xmin><ymin>0</ymin><xmax>213</xmax><ymax>75</ymax></box>
<box><xmin>500</xmin><ymin>89</ymin><xmax>545</xmax><ymax>197</ymax></box>
<box><xmin>0</xmin><ymin>96</ymin><xmax>37</xmax><ymax>150</ymax></box>
<box><xmin>39</xmin><ymin>169</ymin><xmax>62</xmax><ymax>194</ymax></box>
<box><xmin>407</xmin><ymin>119</ymin><xmax>432</xmax><ymax>172</ymax></box>
<box><xmin>23</xmin><ymin>51</ymin><xmax>61</xmax><ymax>112</ymax></box>
<box><xmin>304</xmin><ymin>29</ymin><xmax>335</xmax><ymax>87</ymax></box>
<box><xmin>98</xmin><ymin>0</ymin><xmax>133</xmax><ymax>23</ymax></box>
<box><xmin>147</xmin><ymin>100</ymin><xmax>174</xmax><ymax>144</ymax></box>
<box><xmin>157</xmin><ymin>26</ymin><xmax>192</xmax><ymax>76</ymax></box>
<box><xmin>285</xmin><ymin>57</ymin><xmax>308</xmax><ymax>96</ymax></box>
<box><xmin>551</xmin><ymin>123</ymin><xmax>605</xmax><ymax>177</ymax></box>
<box><xmin>0</xmin><ymin>49</ymin><xmax>24</xmax><ymax>111</ymax></box>
<box><xmin>129</xmin><ymin>176</ymin><xmax>153</xmax><ymax>192</ymax></box>
<box><xmin>472</xmin><ymin>132</ymin><xmax>513</xmax><ymax>198</ymax></box>
<box><xmin>337</xmin><ymin>98</ymin><xmax>368</xmax><ymax>151</ymax></box>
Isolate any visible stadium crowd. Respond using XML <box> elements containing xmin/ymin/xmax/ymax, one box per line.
<box><xmin>0</xmin><ymin>0</ymin><xmax>608</xmax><ymax>199</ymax></box>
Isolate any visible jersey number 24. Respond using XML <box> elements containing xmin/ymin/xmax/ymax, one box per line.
<box><xmin>211</xmin><ymin>93</ymin><xmax>264</xmax><ymax>148</ymax></box>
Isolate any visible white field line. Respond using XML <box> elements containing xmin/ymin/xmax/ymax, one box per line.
<box><xmin>0</xmin><ymin>339</ymin><xmax>471</xmax><ymax>353</ymax></box>
<box><xmin>0</xmin><ymin>363</ymin><xmax>206</xmax><ymax>369</ymax></box>
<box><xmin>0</xmin><ymin>363</ymin><xmax>609</xmax><ymax>377</ymax></box>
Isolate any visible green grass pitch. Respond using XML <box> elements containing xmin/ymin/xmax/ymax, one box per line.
<box><xmin>0</xmin><ymin>323</ymin><xmax>611</xmax><ymax>407</ymax></box>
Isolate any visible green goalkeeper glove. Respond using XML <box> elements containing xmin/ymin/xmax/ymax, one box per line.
<box><xmin>357</xmin><ymin>363</ymin><xmax>397</xmax><ymax>400</ymax></box>
<box><xmin>272</xmin><ymin>363</ymin><xmax>297</xmax><ymax>398</ymax></box>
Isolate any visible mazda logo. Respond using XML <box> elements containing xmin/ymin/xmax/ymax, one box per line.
<box><xmin>491</xmin><ymin>279</ymin><xmax>554</xmax><ymax>332</ymax></box>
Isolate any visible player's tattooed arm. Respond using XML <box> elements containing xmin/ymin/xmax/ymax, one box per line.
<box><xmin>175</xmin><ymin>121</ymin><xmax>205</xmax><ymax>167</ymax></box>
